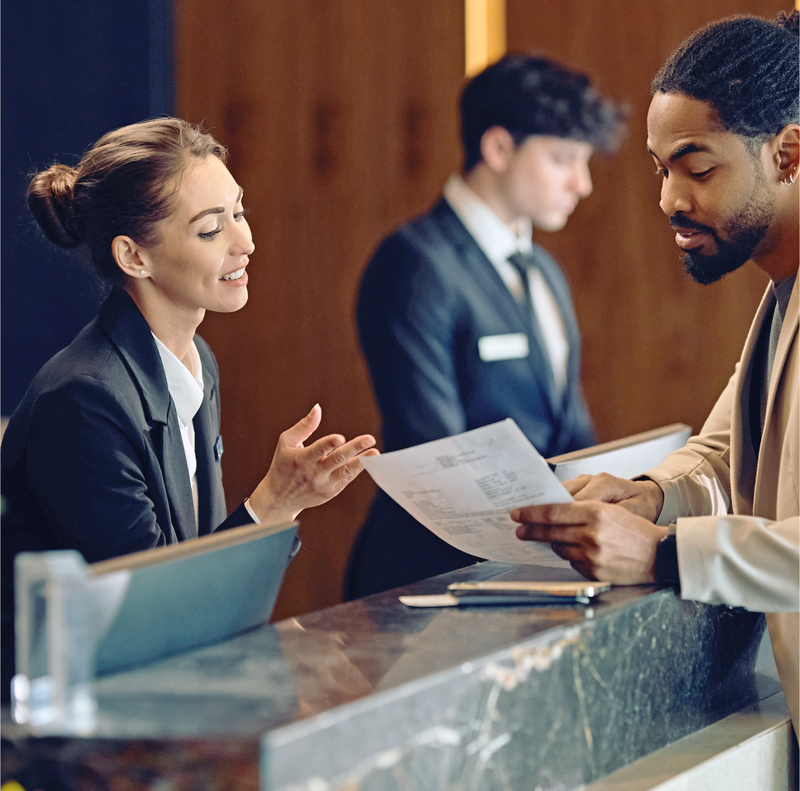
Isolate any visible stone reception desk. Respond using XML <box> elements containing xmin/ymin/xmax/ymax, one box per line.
<box><xmin>0</xmin><ymin>560</ymin><xmax>781</xmax><ymax>790</ymax></box>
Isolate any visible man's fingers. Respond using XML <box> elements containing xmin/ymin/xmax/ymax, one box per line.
<box><xmin>561</xmin><ymin>475</ymin><xmax>594</xmax><ymax>496</ymax></box>
<box><xmin>569</xmin><ymin>560</ymin><xmax>597</xmax><ymax>581</ymax></box>
<box><xmin>510</xmin><ymin>502</ymin><xmax>594</xmax><ymax>526</ymax></box>
<box><xmin>514</xmin><ymin>522</ymin><xmax>585</xmax><ymax>546</ymax></box>
<box><xmin>565</xmin><ymin>472</ymin><xmax>644</xmax><ymax>504</ymax></box>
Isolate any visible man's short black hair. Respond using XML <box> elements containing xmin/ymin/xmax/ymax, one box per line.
<box><xmin>460</xmin><ymin>54</ymin><xmax>626</xmax><ymax>172</ymax></box>
<box><xmin>651</xmin><ymin>11</ymin><xmax>799</xmax><ymax>144</ymax></box>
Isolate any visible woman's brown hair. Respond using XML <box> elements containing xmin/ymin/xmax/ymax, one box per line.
<box><xmin>27</xmin><ymin>117</ymin><xmax>227</xmax><ymax>287</ymax></box>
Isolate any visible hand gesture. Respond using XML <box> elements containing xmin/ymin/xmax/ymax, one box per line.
<box><xmin>248</xmin><ymin>404</ymin><xmax>378</xmax><ymax>525</ymax></box>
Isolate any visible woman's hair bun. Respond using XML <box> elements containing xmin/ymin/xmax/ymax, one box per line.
<box><xmin>27</xmin><ymin>163</ymin><xmax>82</xmax><ymax>249</ymax></box>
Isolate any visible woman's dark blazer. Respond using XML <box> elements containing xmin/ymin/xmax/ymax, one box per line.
<box><xmin>1</xmin><ymin>289</ymin><xmax>250</xmax><ymax>690</ymax></box>
<box><xmin>2</xmin><ymin>288</ymin><xmax>250</xmax><ymax>561</ymax></box>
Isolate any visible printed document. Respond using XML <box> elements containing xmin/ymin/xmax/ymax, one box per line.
<box><xmin>360</xmin><ymin>419</ymin><xmax>573</xmax><ymax>567</ymax></box>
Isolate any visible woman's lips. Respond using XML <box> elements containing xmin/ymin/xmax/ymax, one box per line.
<box><xmin>219</xmin><ymin>266</ymin><xmax>248</xmax><ymax>286</ymax></box>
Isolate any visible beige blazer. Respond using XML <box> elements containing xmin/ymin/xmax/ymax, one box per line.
<box><xmin>649</xmin><ymin>276</ymin><xmax>799</xmax><ymax>735</ymax></box>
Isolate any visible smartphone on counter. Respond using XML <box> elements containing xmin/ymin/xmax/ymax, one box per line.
<box><xmin>399</xmin><ymin>581</ymin><xmax>610</xmax><ymax>608</ymax></box>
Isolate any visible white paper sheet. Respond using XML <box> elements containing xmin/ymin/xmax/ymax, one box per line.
<box><xmin>360</xmin><ymin>419</ymin><xmax>573</xmax><ymax>566</ymax></box>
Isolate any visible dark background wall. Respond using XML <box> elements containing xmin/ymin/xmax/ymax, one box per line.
<box><xmin>1</xmin><ymin>0</ymin><xmax>173</xmax><ymax>413</ymax></box>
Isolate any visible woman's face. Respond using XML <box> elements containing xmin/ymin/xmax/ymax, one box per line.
<box><xmin>139</xmin><ymin>155</ymin><xmax>254</xmax><ymax>319</ymax></box>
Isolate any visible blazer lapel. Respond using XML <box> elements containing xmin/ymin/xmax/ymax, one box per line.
<box><xmin>763</xmin><ymin>277</ymin><xmax>798</xmax><ymax>427</ymax></box>
<box><xmin>754</xmin><ymin>277</ymin><xmax>799</xmax><ymax>510</ymax></box>
<box><xmin>431</xmin><ymin>201</ymin><xmax>525</xmax><ymax>322</ymax></box>
<box><xmin>729</xmin><ymin>284</ymin><xmax>779</xmax><ymax>514</ymax></box>
<box><xmin>432</xmin><ymin>201</ymin><xmax>557</xmax><ymax>410</ymax></box>
<box><xmin>100</xmin><ymin>289</ymin><xmax>198</xmax><ymax>541</ymax></box>
<box><xmin>194</xmin><ymin>351</ymin><xmax>227</xmax><ymax>535</ymax></box>
<box><xmin>157</xmin><ymin>414</ymin><xmax>198</xmax><ymax>541</ymax></box>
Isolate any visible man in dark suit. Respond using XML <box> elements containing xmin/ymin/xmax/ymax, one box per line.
<box><xmin>345</xmin><ymin>55</ymin><xmax>625</xmax><ymax>599</ymax></box>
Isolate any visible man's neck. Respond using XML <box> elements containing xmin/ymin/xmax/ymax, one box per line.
<box><xmin>756</xmin><ymin>220</ymin><xmax>799</xmax><ymax>285</ymax></box>
<box><xmin>752</xmin><ymin>194</ymin><xmax>799</xmax><ymax>283</ymax></box>
<box><xmin>463</xmin><ymin>167</ymin><xmax>523</xmax><ymax>234</ymax></box>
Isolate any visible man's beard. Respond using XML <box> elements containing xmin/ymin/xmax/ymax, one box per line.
<box><xmin>677</xmin><ymin>184</ymin><xmax>775</xmax><ymax>286</ymax></box>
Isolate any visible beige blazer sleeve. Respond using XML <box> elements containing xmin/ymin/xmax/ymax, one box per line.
<box><xmin>646</xmin><ymin>279</ymin><xmax>799</xmax><ymax>614</ymax></box>
<box><xmin>674</xmin><ymin>514</ymin><xmax>798</xmax><ymax>611</ymax></box>
<box><xmin>644</xmin><ymin>279</ymin><xmax>799</xmax><ymax>735</ymax></box>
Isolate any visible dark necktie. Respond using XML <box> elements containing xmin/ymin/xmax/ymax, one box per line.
<box><xmin>507</xmin><ymin>250</ymin><xmax>569</xmax><ymax>400</ymax></box>
<box><xmin>506</xmin><ymin>251</ymin><xmax>538</xmax><ymax>314</ymax></box>
<box><xmin>506</xmin><ymin>252</ymin><xmax>550</xmax><ymax>371</ymax></box>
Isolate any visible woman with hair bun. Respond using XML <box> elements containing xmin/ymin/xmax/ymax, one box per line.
<box><xmin>1</xmin><ymin>118</ymin><xmax>378</xmax><ymax>690</ymax></box>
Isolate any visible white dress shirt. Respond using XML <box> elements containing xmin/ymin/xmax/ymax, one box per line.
<box><xmin>152</xmin><ymin>335</ymin><xmax>204</xmax><ymax>527</ymax></box>
<box><xmin>443</xmin><ymin>174</ymin><xmax>568</xmax><ymax>392</ymax></box>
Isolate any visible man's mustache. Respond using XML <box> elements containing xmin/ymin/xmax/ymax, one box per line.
<box><xmin>669</xmin><ymin>214</ymin><xmax>716</xmax><ymax>236</ymax></box>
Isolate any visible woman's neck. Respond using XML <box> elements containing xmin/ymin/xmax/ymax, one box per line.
<box><xmin>127</xmin><ymin>287</ymin><xmax>205</xmax><ymax>369</ymax></box>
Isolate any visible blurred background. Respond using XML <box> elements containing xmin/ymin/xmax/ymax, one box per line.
<box><xmin>2</xmin><ymin>0</ymin><xmax>788</xmax><ymax>619</ymax></box>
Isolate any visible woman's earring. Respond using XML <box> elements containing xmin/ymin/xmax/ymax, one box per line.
<box><xmin>140</xmin><ymin>270</ymin><xmax>146</xmax><ymax>276</ymax></box>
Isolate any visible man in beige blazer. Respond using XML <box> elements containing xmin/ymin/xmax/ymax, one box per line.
<box><xmin>512</xmin><ymin>12</ymin><xmax>800</xmax><ymax>736</ymax></box>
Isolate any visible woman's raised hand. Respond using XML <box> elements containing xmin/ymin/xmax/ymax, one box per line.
<box><xmin>247</xmin><ymin>404</ymin><xmax>378</xmax><ymax>526</ymax></box>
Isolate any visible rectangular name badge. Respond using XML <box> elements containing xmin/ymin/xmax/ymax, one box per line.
<box><xmin>478</xmin><ymin>333</ymin><xmax>529</xmax><ymax>362</ymax></box>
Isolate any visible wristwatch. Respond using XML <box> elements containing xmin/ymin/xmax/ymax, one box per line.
<box><xmin>654</xmin><ymin>523</ymin><xmax>680</xmax><ymax>585</ymax></box>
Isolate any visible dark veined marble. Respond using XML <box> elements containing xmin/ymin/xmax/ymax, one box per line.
<box><xmin>1</xmin><ymin>562</ymin><xmax>778</xmax><ymax>791</ymax></box>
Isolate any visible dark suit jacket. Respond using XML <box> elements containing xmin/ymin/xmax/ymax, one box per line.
<box><xmin>344</xmin><ymin>199</ymin><xmax>595</xmax><ymax>599</ymax></box>
<box><xmin>1</xmin><ymin>289</ymin><xmax>250</xmax><ymax>691</ymax></box>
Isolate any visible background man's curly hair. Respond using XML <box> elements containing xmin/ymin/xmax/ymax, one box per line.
<box><xmin>651</xmin><ymin>10</ymin><xmax>799</xmax><ymax>147</ymax></box>
<box><xmin>460</xmin><ymin>54</ymin><xmax>627</xmax><ymax>173</ymax></box>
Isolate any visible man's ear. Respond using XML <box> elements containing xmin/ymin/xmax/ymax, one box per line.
<box><xmin>112</xmin><ymin>235</ymin><xmax>150</xmax><ymax>281</ymax></box>
<box><xmin>772</xmin><ymin>123</ymin><xmax>799</xmax><ymax>182</ymax></box>
<box><xmin>479</xmin><ymin>126</ymin><xmax>517</xmax><ymax>174</ymax></box>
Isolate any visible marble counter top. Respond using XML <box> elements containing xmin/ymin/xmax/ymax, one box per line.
<box><xmin>1</xmin><ymin>561</ymin><xmax>778</xmax><ymax>791</ymax></box>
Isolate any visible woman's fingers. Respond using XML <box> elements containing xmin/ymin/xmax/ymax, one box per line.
<box><xmin>280</xmin><ymin>403</ymin><xmax>323</xmax><ymax>448</ymax></box>
<box><xmin>248</xmin><ymin>406</ymin><xmax>380</xmax><ymax>525</ymax></box>
<box><xmin>312</xmin><ymin>434</ymin><xmax>377</xmax><ymax>468</ymax></box>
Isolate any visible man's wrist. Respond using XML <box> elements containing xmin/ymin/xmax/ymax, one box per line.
<box><xmin>632</xmin><ymin>476</ymin><xmax>666</xmax><ymax>521</ymax></box>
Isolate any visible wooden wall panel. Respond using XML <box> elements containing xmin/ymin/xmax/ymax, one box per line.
<box><xmin>506</xmin><ymin>1</ymin><xmax>786</xmax><ymax>440</ymax></box>
<box><xmin>176</xmin><ymin>1</ymin><xmax>790</xmax><ymax>619</ymax></box>
<box><xmin>174</xmin><ymin>0</ymin><xmax>464</xmax><ymax>618</ymax></box>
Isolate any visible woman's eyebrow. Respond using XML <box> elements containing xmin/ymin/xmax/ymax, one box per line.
<box><xmin>188</xmin><ymin>188</ymin><xmax>244</xmax><ymax>224</ymax></box>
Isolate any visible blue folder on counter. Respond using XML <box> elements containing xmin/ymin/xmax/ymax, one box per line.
<box><xmin>15</xmin><ymin>520</ymin><xmax>299</xmax><ymax>689</ymax></box>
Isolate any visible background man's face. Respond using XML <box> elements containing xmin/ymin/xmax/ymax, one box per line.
<box><xmin>646</xmin><ymin>92</ymin><xmax>775</xmax><ymax>285</ymax></box>
<box><xmin>498</xmin><ymin>136</ymin><xmax>594</xmax><ymax>232</ymax></box>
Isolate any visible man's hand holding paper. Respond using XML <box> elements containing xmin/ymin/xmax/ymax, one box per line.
<box><xmin>511</xmin><ymin>472</ymin><xmax>669</xmax><ymax>583</ymax></box>
<box><xmin>510</xmin><ymin>499</ymin><xmax>667</xmax><ymax>584</ymax></box>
